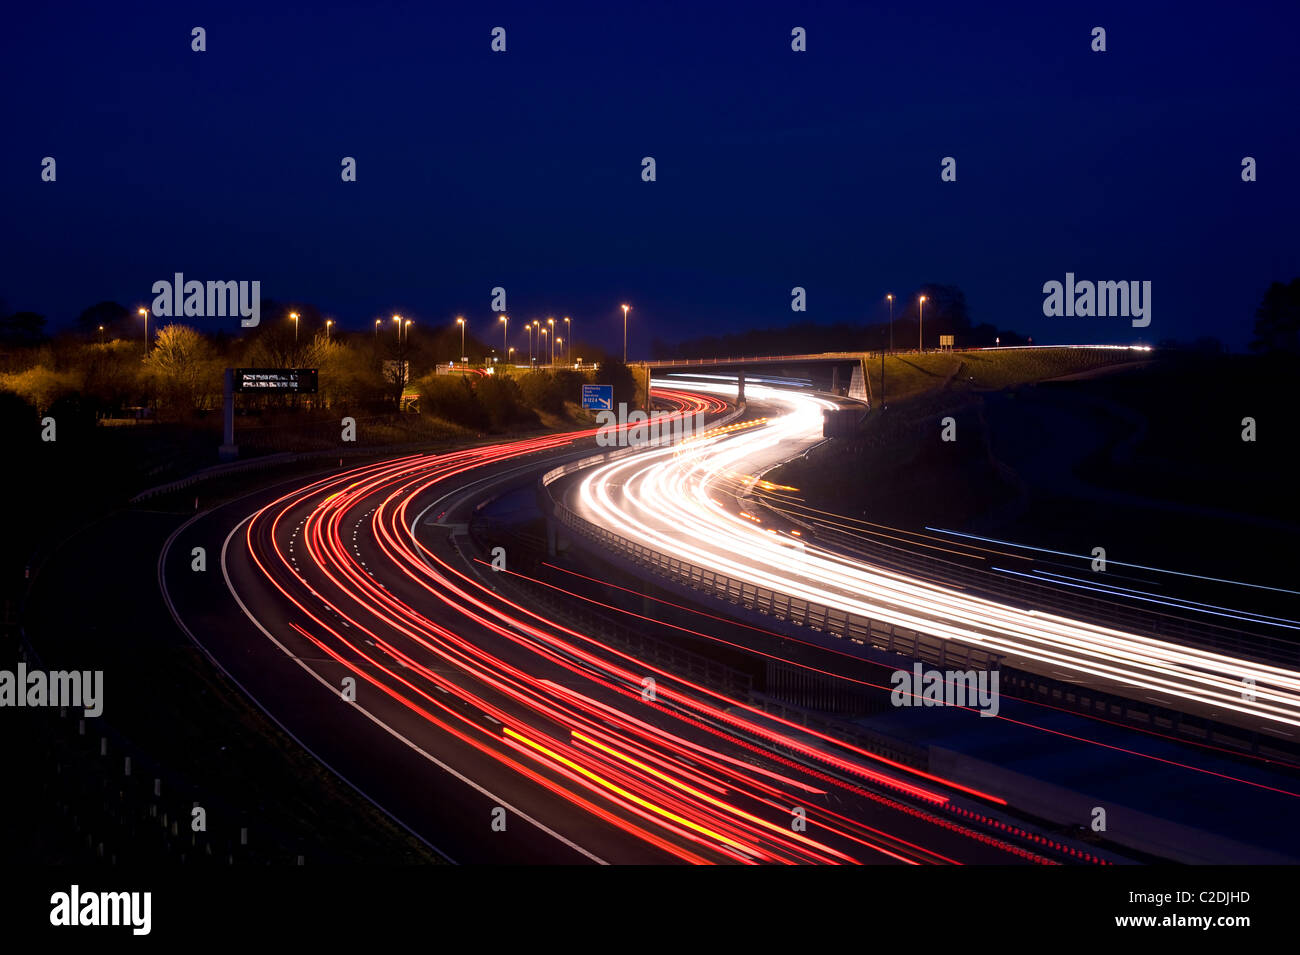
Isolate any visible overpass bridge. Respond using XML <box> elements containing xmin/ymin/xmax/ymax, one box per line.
<box><xmin>638</xmin><ymin>351</ymin><xmax>882</xmax><ymax>403</ymax></box>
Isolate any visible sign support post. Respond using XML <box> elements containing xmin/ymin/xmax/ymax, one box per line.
<box><xmin>219</xmin><ymin>368</ymin><xmax>239</xmax><ymax>462</ymax></box>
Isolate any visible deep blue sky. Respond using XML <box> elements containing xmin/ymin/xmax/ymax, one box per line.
<box><xmin>2</xmin><ymin>1</ymin><xmax>1297</xmax><ymax>353</ymax></box>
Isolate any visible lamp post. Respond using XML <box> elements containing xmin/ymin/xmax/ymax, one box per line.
<box><xmin>547</xmin><ymin>318</ymin><xmax>554</xmax><ymax>365</ymax></box>
<box><xmin>508</xmin><ymin>346</ymin><xmax>515</xmax><ymax>365</ymax></box>
<box><xmin>139</xmin><ymin>307</ymin><xmax>149</xmax><ymax>355</ymax></box>
<box><xmin>325</xmin><ymin>319</ymin><xmax>333</xmax><ymax>342</ymax></box>
<box><xmin>375</xmin><ymin>319</ymin><xmax>381</xmax><ymax>338</ymax></box>
<box><xmin>291</xmin><ymin>311</ymin><xmax>300</xmax><ymax>343</ymax></box>
<box><xmin>404</xmin><ymin>319</ymin><xmax>412</xmax><ymax>385</ymax></box>
<box><xmin>886</xmin><ymin>293</ymin><xmax>894</xmax><ymax>352</ymax></box>
<box><xmin>621</xmin><ymin>304</ymin><xmax>630</xmax><ymax>362</ymax></box>
<box><xmin>499</xmin><ymin>314</ymin><xmax>508</xmax><ymax>358</ymax></box>
<box><xmin>880</xmin><ymin>328</ymin><xmax>886</xmax><ymax>410</ymax></box>
<box><xmin>563</xmin><ymin>316</ymin><xmax>570</xmax><ymax>363</ymax></box>
<box><xmin>456</xmin><ymin>316</ymin><xmax>465</xmax><ymax>362</ymax></box>
<box><xmin>532</xmin><ymin>321</ymin><xmax>539</xmax><ymax>364</ymax></box>
<box><xmin>98</xmin><ymin>325</ymin><xmax>104</xmax><ymax>345</ymax></box>
<box><xmin>555</xmin><ymin>337</ymin><xmax>563</xmax><ymax>365</ymax></box>
<box><xmin>540</xmin><ymin>327</ymin><xmax>548</xmax><ymax>366</ymax></box>
<box><xmin>918</xmin><ymin>295</ymin><xmax>927</xmax><ymax>352</ymax></box>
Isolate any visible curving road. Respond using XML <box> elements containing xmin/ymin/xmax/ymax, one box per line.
<box><xmin>565</xmin><ymin>379</ymin><xmax>1300</xmax><ymax>742</ymax></box>
<box><xmin>161</xmin><ymin>389</ymin><xmax>1086</xmax><ymax>864</ymax></box>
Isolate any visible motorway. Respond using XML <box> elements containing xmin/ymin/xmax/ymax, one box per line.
<box><xmin>161</xmin><ymin>388</ymin><xmax>1089</xmax><ymax>864</ymax></box>
<box><xmin>563</xmin><ymin>380</ymin><xmax>1300</xmax><ymax>745</ymax></box>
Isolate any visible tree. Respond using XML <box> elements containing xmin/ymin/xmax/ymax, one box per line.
<box><xmin>76</xmin><ymin>301</ymin><xmax>131</xmax><ymax>340</ymax></box>
<box><xmin>147</xmin><ymin>324</ymin><xmax>217</xmax><ymax>414</ymax></box>
<box><xmin>0</xmin><ymin>365</ymin><xmax>80</xmax><ymax>414</ymax></box>
<box><xmin>0</xmin><ymin>311</ymin><xmax>48</xmax><ymax>347</ymax></box>
<box><xmin>1250</xmin><ymin>279</ymin><xmax>1300</xmax><ymax>354</ymax></box>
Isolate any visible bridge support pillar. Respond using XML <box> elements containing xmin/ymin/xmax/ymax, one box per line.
<box><xmin>831</xmin><ymin>365</ymin><xmax>840</xmax><ymax>394</ymax></box>
<box><xmin>737</xmin><ymin>368</ymin><xmax>745</xmax><ymax>404</ymax></box>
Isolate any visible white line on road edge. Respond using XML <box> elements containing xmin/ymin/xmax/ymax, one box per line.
<box><xmin>159</xmin><ymin>508</ymin><xmax>454</xmax><ymax>862</ymax></box>
<box><xmin>161</xmin><ymin>478</ymin><xmax>608</xmax><ymax>864</ymax></box>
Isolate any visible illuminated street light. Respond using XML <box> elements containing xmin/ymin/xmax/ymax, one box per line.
<box><xmin>500</xmin><ymin>314</ymin><xmax>508</xmax><ymax>357</ymax></box>
<box><xmin>456</xmin><ymin>316</ymin><xmax>465</xmax><ymax>361</ymax></box>
<box><xmin>886</xmin><ymin>293</ymin><xmax>894</xmax><ymax>353</ymax></box>
<box><xmin>621</xmin><ymin>304</ymin><xmax>630</xmax><ymax>363</ymax></box>
<box><xmin>547</xmin><ymin>318</ymin><xmax>555</xmax><ymax>366</ymax></box>
<box><xmin>139</xmin><ymin>307</ymin><xmax>149</xmax><ymax>355</ymax></box>
<box><xmin>883</xmin><ymin>293</ymin><xmax>895</xmax><ymax>408</ymax></box>
<box><xmin>326</xmin><ymin>319</ymin><xmax>334</xmax><ymax>342</ymax></box>
<box><xmin>918</xmin><ymin>295</ymin><xmax>927</xmax><ymax>352</ymax></box>
<box><xmin>291</xmin><ymin>311</ymin><xmax>300</xmax><ymax>343</ymax></box>
<box><xmin>375</xmin><ymin>318</ymin><xmax>382</xmax><ymax>337</ymax></box>
<box><xmin>563</xmin><ymin>317</ymin><xmax>571</xmax><ymax>364</ymax></box>
<box><xmin>508</xmin><ymin>346</ymin><xmax>515</xmax><ymax>364</ymax></box>
<box><xmin>98</xmin><ymin>324</ymin><xmax>104</xmax><ymax>345</ymax></box>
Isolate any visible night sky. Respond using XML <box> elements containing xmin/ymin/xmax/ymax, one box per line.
<box><xmin>3</xmin><ymin>1</ymin><xmax>1297</xmax><ymax>352</ymax></box>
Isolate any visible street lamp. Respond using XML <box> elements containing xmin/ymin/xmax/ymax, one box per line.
<box><xmin>918</xmin><ymin>295</ymin><xmax>927</xmax><ymax>352</ymax></box>
<box><xmin>139</xmin><ymin>307</ymin><xmax>149</xmax><ymax>354</ymax></box>
<box><xmin>563</xmin><ymin>317</ymin><xmax>570</xmax><ymax>363</ymax></box>
<box><xmin>540</xmin><ymin>327</ymin><xmax>547</xmax><ymax>366</ymax></box>
<box><xmin>547</xmin><ymin>318</ymin><xmax>554</xmax><ymax>365</ymax></box>
<box><xmin>98</xmin><ymin>325</ymin><xmax>104</xmax><ymax>345</ymax></box>
<box><xmin>325</xmin><ymin>319</ymin><xmax>334</xmax><ymax>342</ymax></box>
<box><xmin>886</xmin><ymin>293</ymin><xmax>894</xmax><ymax>352</ymax></box>
<box><xmin>532</xmin><ymin>320</ymin><xmax>539</xmax><ymax>364</ymax></box>
<box><xmin>621</xmin><ymin>304</ymin><xmax>630</xmax><ymax>362</ymax></box>
<box><xmin>499</xmin><ymin>314</ymin><xmax>508</xmax><ymax>357</ymax></box>
<box><xmin>456</xmin><ymin>316</ymin><xmax>465</xmax><ymax>361</ymax></box>
<box><xmin>508</xmin><ymin>346</ymin><xmax>515</xmax><ymax>364</ymax></box>
<box><xmin>290</xmin><ymin>311</ymin><xmax>300</xmax><ymax>343</ymax></box>
<box><xmin>555</xmin><ymin>337</ymin><xmax>563</xmax><ymax>365</ymax></box>
<box><xmin>375</xmin><ymin>319</ymin><xmax>382</xmax><ymax>337</ymax></box>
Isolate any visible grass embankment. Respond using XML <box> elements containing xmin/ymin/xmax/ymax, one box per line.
<box><xmin>773</xmin><ymin>347</ymin><xmax>1147</xmax><ymax>523</ymax></box>
<box><xmin>867</xmin><ymin>347</ymin><xmax>1142</xmax><ymax>404</ymax></box>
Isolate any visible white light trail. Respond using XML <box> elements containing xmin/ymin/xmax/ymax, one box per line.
<box><xmin>572</xmin><ymin>380</ymin><xmax>1300</xmax><ymax>733</ymax></box>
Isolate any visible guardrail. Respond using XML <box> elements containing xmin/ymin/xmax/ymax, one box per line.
<box><xmin>547</xmin><ymin>497</ymin><xmax>1003</xmax><ymax>673</ymax></box>
<box><xmin>550</xmin><ymin>500</ymin><xmax>1300</xmax><ymax>761</ymax></box>
<box><xmin>129</xmin><ymin>443</ymin><xmax>428</xmax><ymax>503</ymax></box>
<box><xmin>540</xmin><ymin>437</ymin><xmax>1300</xmax><ymax>763</ymax></box>
<box><xmin>796</xmin><ymin>517</ymin><xmax>1300</xmax><ymax>672</ymax></box>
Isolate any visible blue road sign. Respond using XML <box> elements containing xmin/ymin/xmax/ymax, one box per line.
<box><xmin>581</xmin><ymin>384</ymin><xmax>613</xmax><ymax>410</ymax></box>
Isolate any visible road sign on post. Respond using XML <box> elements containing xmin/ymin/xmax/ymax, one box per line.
<box><xmin>232</xmin><ymin>368</ymin><xmax>319</xmax><ymax>393</ymax></box>
<box><xmin>581</xmin><ymin>384</ymin><xmax>613</xmax><ymax>410</ymax></box>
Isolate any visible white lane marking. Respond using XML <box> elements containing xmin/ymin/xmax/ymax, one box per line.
<box><xmin>215</xmin><ymin>504</ymin><xmax>608</xmax><ymax>865</ymax></box>
<box><xmin>157</xmin><ymin>508</ymin><xmax>452</xmax><ymax>863</ymax></box>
